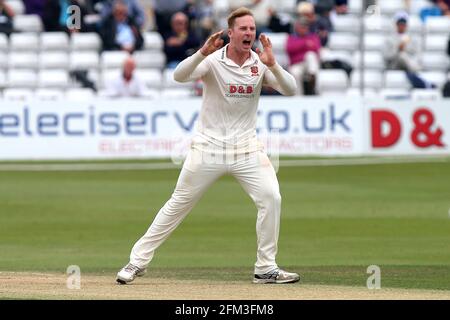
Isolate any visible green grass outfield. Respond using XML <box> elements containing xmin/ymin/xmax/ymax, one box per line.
<box><xmin>0</xmin><ymin>157</ymin><xmax>449</xmax><ymax>291</ymax></box>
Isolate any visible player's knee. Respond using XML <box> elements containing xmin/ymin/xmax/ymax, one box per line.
<box><xmin>261</xmin><ymin>189</ymin><xmax>281</xmax><ymax>208</ymax></box>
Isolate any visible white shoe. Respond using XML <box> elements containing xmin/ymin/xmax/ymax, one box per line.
<box><xmin>253</xmin><ymin>268</ymin><xmax>300</xmax><ymax>284</ymax></box>
<box><xmin>116</xmin><ymin>263</ymin><xmax>147</xmax><ymax>284</ymax></box>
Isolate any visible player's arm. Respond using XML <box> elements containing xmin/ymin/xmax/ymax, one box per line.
<box><xmin>173</xmin><ymin>30</ymin><xmax>224</xmax><ymax>83</ymax></box>
<box><xmin>257</xmin><ymin>34</ymin><xmax>297</xmax><ymax>96</ymax></box>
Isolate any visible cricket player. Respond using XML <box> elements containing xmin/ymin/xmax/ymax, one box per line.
<box><xmin>117</xmin><ymin>7</ymin><xmax>300</xmax><ymax>284</ymax></box>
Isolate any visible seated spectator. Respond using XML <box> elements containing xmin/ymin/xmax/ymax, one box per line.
<box><xmin>24</xmin><ymin>0</ymin><xmax>46</xmax><ymax>18</ymax></box>
<box><xmin>286</xmin><ymin>17</ymin><xmax>321</xmax><ymax>95</ymax></box>
<box><xmin>105</xmin><ymin>56</ymin><xmax>148</xmax><ymax>97</ymax></box>
<box><xmin>100</xmin><ymin>0</ymin><xmax>146</xmax><ymax>29</ymax></box>
<box><xmin>0</xmin><ymin>0</ymin><xmax>14</xmax><ymax>36</ymax></box>
<box><xmin>99</xmin><ymin>0</ymin><xmax>143</xmax><ymax>52</ymax></box>
<box><xmin>151</xmin><ymin>0</ymin><xmax>191</xmax><ymax>38</ymax></box>
<box><xmin>228</xmin><ymin>0</ymin><xmax>272</xmax><ymax>32</ymax></box>
<box><xmin>163</xmin><ymin>11</ymin><xmax>200</xmax><ymax>68</ymax></box>
<box><xmin>385</xmin><ymin>12</ymin><xmax>436</xmax><ymax>89</ymax></box>
<box><xmin>297</xmin><ymin>1</ymin><xmax>333</xmax><ymax>47</ymax></box>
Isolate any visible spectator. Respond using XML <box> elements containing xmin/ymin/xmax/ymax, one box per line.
<box><xmin>385</xmin><ymin>12</ymin><xmax>436</xmax><ymax>89</ymax></box>
<box><xmin>163</xmin><ymin>11</ymin><xmax>200</xmax><ymax>68</ymax></box>
<box><xmin>23</xmin><ymin>0</ymin><xmax>46</xmax><ymax>18</ymax></box>
<box><xmin>0</xmin><ymin>0</ymin><xmax>14</xmax><ymax>36</ymax></box>
<box><xmin>99</xmin><ymin>0</ymin><xmax>143</xmax><ymax>52</ymax></box>
<box><xmin>330</xmin><ymin>0</ymin><xmax>349</xmax><ymax>26</ymax></box>
<box><xmin>151</xmin><ymin>0</ymin><xmax>190</xmax><ymax>38</ymax></box>
<box><xmin>105</xmin><ymin>56</ymin><xmax>148</xmax><ymax>97</ymax></box>
<box><xmin>434</xmin><ymin>0</ymin><xmax>450</xmax><ymax>16</ymax></box>
<box><xmin>286</xmin><ymin>17</ymin><xmax>321</xmax><ymax>95</ymax></box>
<box><xmin>228</xmin><ymin>0</ymin><xmax>272</xmax><ymax>32</ymax></box>
<box><xmin>197</xmin><ymin>0</ymin><xmax>215</xmax><ymax>42</ymax></box>
<box><xmin>100</xmin><ymin>0</ymin><xmax>146</xmax><ymax>29</ymax></box>
<box><xmin>297</xmin><ymin>1</ymin><xmax>333</xmax><ymax>47</ymax></box>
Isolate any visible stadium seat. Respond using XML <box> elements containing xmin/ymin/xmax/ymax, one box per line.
<box><xmin>363</xmin><ymin>34</ymin><xmax>386</xmax><ymax>51</ymax></box>
<box><xmin>162</xmin><ymin>68</ymin><xmax>192</xmax><ymax>88</ymax></box>
<box><xmin>421</xmin><ymin>52</ymin><xmax>450</xmax><ymax>70</ymax></box>
<box><xmin>384</xmin><ymin>70</ymin><xmax>411</xmax><ymax>89</ymax></box>
<box><xmin>379</xmin><ymin>0</ymin><xmax>406</xmax><ymax>16</ymax></box>
<box><xmin>317</xmin><ymin>69</ymin><xmax>349</xmax><ymax>95</ymax></box>
<box><xmin>70</xmin><ymin>51</ymin><xmax>100</xmax><ymax>70</ymax></box>
<box><xmin>328</xmin><ymin>32</ymin><xmax>359</xmax><ymax>52</ymax></box>
<box><xmin>264</xmin><ymin>33</ymin><xmax>288</xmax><ymax>53</ymax></box>
<box><xmin>411</xmin><ymin>88</ymin><xmax>442</xmax><ymax>100</ymax></box>
<box><xmin>407</xmin><ymin>15</ymin><xmax>423</xmax><ymax>35</ymax></box>
<box><xmin>424</xmin><ymin>34</ymin><xmax>449</xmax><ymax>52</ymax></box>
<box><xmin>13</xmin><ymin>14</ymin><xmax>43</xmax><ymax>32</ymax></box>
<box><xmin>410</xmin><ymin>0</ymin><xmax>433</xmax><ymax>15</ymax></box>
<box><xmin>39</xmin><ymin>52</ymin><xmax>70</xmax><ymax>69</ymax></box>
<box><xmin>321</xmin><ymin>50</ymin><xmax>353</xmax><ymax>65</ymax></box>
<box><xmin>101</xmin><ymin>69</ymin><xmax>121</xmax><ymax>88</ymax></box>
<box><xmin>378</xmin><ymin>88</ymin><xmax>410</xmax><ymax>99</ymax></box>
<box><xmin>34</xmin><ymin>88</ymin><xmax>65</xmax><ymax>100</ymax></box>
<box><xmin>70</xmin><ymin>32</ymin><xmax>101</xmax><ymax>51</ymax></box>
<box><xmin>65</xmin><ymin>88</ymin><xmax>96</xmax><ymax>101</ymax></box>
<box><xmin>418</xmin><ymin>71</ymin><xmax>448</xmax><ymax>89</ymax></box>
<box><xmin>0</xmin><ymin>71</ymin><xmax>6</xmax><ymax>88</ymax></box>
<box><xmin>133</xmin><ymin>51</ymin><xmax>166</xmax><ymax>69</ymax></box>
<box><xmin>425</xmin><ymin>16</ymin><xmax>450</xmax><ymax>34</ymax></box>
<box><xmin>0</xmin><ymin>33</ymin><xmax>8</xmax><ymax>51</ymax></box>
<box><xmin>38</xmin><ymin>70</ymin><xmax>70</xmax><ymax>88</ymax></box>
<box><xmin>274</xmin><ymin>52</ymin><xmax>290</xmax><ymax>69</ymax></box>
<box><xmin>333</xmin><ymin>15</ymin><xmax>361</xmax><ymax>33</ymax></box>
<box><xmin>7</xmin><ymin>69</ymin><xmax>38</xmax><ymax>88</ymax></box>
<box><xmin>348</xmin><ymin>0</ymin><xmax>363</xmax><ymax>14</ymax></box>
<box><xmin>352</xmin><ymin>51</ymin><xmax>385</xmax><ymax>70</ymax></box>
<box><xmin>143</xmin><ymin>32</ymin><xmax>164</xmax><ymax>51</ymax></box>
<box><xmin>6</xmin><ymin>0</ymin><xmax>25</xmax><ymax>15</ymax></box>
<box><xmin>161</xmin><ymin>88</ymin><xmax>193</xmax><ymax>99</ymax></box>
<box><xmin>135</xmin><ymin>69</ymin><xmax>163</xmax><ymax>89</ymax></box>
<box><xmin>350</xmin><ymin>70</ymin><xmax>383</xmax><ymax>89</ymax></box>
<box><xmin>0</xmin><ymin>53</ymin><xmax>7</xmax><ymax>70</ymax></box>
<box><xmin>3</xmin><ymin>88</ymin><xmax>34</xmax><ymax>100</ymax></box>
<box><xmin>101</xmin><ymin>51</ymin><xmax>129</xmax><ymax>69</ymax></box>
<box><xmin>40</xmin><ymin>32</ymin><xmax>70</xmax><ymax>51</ymax></box>
<box><xmin>364</xmin><ymin>16</ymin><xmax>392</xmax><ymax>33</ymax></box>
<box><xmin>346</xmin><ymin>87</ymin><xmax>378</xmax><ymax>98</ymax></box>
<box><xmin>10</xmin><ymin>33</ymin><xmax>39</xmax><ymax>51</ymax></box>
<box><xmin>277</xmin><ymin>0</ymin><xmax>297</xmax><ymax>12</ymax></box>
<box><xmin>8</xmin><ymin>52</ymin><xmax>39</xmax><ymax>69</ymax></box>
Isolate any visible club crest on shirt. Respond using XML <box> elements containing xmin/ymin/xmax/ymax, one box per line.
<box><xmin>250</xmin><ymin>66</ymin><xmax>259</xmax><ymax>76</ymax></box>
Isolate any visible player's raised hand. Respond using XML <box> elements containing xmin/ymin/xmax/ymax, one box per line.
<box><xmin>256</xmin><ymin>33</ymin><xmax>276</xmax><ymax>67</ymax></box>
<box><xmin>200</xmin><ymin>30</ymin><xmax>224</xmax><ymax>56</ymax></box>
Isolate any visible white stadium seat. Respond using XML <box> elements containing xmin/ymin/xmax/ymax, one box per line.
<box><xmin>364</xmin><ymin>16</ymin><xmax>392</xmax><ymax>33</ymax></box>
<box><xmin>135</xmin><ymin>69</ymin><xmax>163</xmax><ymax>89</ymax></box>
<box><xmin>7</xmin><ymin>69</ymin><xmax>38</xmax><ymax>88</ymax></box>
<box><xmin>101</xmin><ymin>69</ymin><xmax>121</xmax><ymax>88</ymax></box>
<box><xmin>411</xmin><ymin>89</ymin><xmax>442</xmax><ymax>100</ymax></box>
<box><xmin>317</xmin><ymin>69</ymin><xmax>349</xmax><ymax>95</ymax></box>
<box><xmin>421</xmin><ymin>52</ymin><xmax>450</xmax><ymax>70</ymax></box>
<box><xmin>6</xmin><ymin>0</ymin><xmax>25</xmax><ymax>15</ymax></box>
<box><xmin>34</xmin><ymin>88</ymin><xmax>65</xmax><ymax>100</ymax></box>
<box><xmin>333</xmin><ymin>15</ymin><xmax>361</xmax><ymax>33</ymax></box>
<box><xmin>346</xmin><ymin>87</ymin><xmax>378</xmax><ymax>98</ymax></box>
<box><xmin>13</xmin><ymin>15</ymin><xmax>43</xmax><ymax>32</ymax></box>
<box><xmin>0</xmin><ymin>53</ymin><xmax>7</xmax><ymax>69</ymax></box>
<box><xmin>0</xmin><ymin>71</ymin><xmax>6</xmax><ymax>88</ymax></box>
<box><xmin>71</xmin><ymin>32</ymin><xmax>101</xmax><ymax>51</ymax></box>
<box><xmin>379</xmin><ymin>0</ymin><xmax>406</xmax><ymax>16</ymax></box>
<box><xmin>407</xmin><ymin>15</ymin><xmax>423</xmax><ymax>35</ymax></box>
<box><xmin>40</xmin><ymin>32</ymin><xmax>70</xmax><ymax>51</ymax></box>
<box><xmin>418</xmin><ymin>71</ymin><xmax>447</xmax><ymax>89</ymax></box>
<box><xmin>65</xmin><ymin>88</ymin><xmax>96</xmax><ymax>101</ymax></box>
<box><xmin>328</xmin><ymin>33</ymin><xmax>359</xmax><ymax>52</ymax></box>
<box><xmin>384</xmin><ymin>70</ymin><xmax>411</xmax><ymax>89</ymax></box>
<box><xmin>425</xmin><ymin>16</ymin><xmax>450</xmax><ymax>34</ymax></box>
<box><xmin>378</xmin><ymin>88</ymin><xmax>410</xmax><ymax>99</ymax></box>
<box><xmin>348</xmin><ymin>0</ymin><xmax>363</xmax><ymax>14</ymax></box>
<box><xmin>264</xmin><ymin>33</ymin><xmax>288</xmax><ymax>53</ymax></box>
<box><xmin>8</xmin><ymin>52</ymin><xmax>39</xmax><ymax>69</ymax></box>
<box><xmin>3</xmin><ymin>88</ymin><xmax>34</xmax><ymax>100</ymax></box>
<box><xmin>274</xmin><ymin>52</ymin><xmax>290</xmax><ymax>69</ymax></box>
<box><xmin>70</xmin><ymin>51</ymin><xmax>100</xmax><ymax>70</ymax></box>
<box><xmin>424</xmin><ymin>34</ymin><xmax>449</xmax><ymax>52</ymax></box>
<box><xmin>39</xmin><ymin>52</ymin><xmax>69</xmax><ymax>69</ymax></box>
<box><xmin>101</xmin><ymin>51</ymin><xmax>129</xmax><ymax>69</ymax></box>
<box><xmin>163</xmin><ymin>68</ymin><xmax>192</xmax><ymax>88</ymax></box>
<box><xmin>10</xmin><ymin>33</ymin><xmax>39</xmax><ymax>51</ymax></box>
<box><xmin>363</xmin><ymin>34</ymin><xmax>386</xmax><ymax>51</ymax></box>
<box><xmin>352</xmin><ymin>51</ymin><xmax>385</xmax><ymax>70</ymax></box>
<box><xmin>0</xmin><ymin>33</ymin><xmax>8</xmax><ymax>51</ymax></box>
<box><xmin>143</xmin><ymin>32</ymin><xmax>164</xmax><ymax>51</ymax></box>
<box><xmin>133</xmin><ymin>51</ymin><xmax>166</xmax><ymax>69</ymax></box>
<box><xmin>351</xmin><ymin>70</ymin><xmax>383</xmax><ymax>89</ymax></box>
<box><xmin>38</xmin><ymin>70</ymin><xmax>70</xmax><ymax>88</ymax></box>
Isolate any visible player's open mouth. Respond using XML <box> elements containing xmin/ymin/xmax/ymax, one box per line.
<box><xmin>243</xmin><ymin>40</ymin><xmax>251</xmax><ymax>46</ymax></box>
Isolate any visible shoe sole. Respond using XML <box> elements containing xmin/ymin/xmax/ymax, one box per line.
<box><xmin>116</xmin><ymin>271</ymin><xmax>146</xmax><ymax>285</ymax></box>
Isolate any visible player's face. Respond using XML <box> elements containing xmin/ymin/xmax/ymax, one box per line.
<box><xmin>228</xmin><ymin>15</ymin><xmax>256</xmax><ymax>53</ymax></box>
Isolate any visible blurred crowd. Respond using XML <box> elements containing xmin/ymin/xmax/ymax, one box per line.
<box><xmin>1</xmin><ymin>0</ymin><xmax>450</xmax><ymax>97</ymax></box>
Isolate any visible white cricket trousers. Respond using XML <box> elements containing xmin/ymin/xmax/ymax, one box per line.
<box><xmin>129</xmin><ymin>148</ymin><xmax>281</xmax><ymax>274</ymax></box>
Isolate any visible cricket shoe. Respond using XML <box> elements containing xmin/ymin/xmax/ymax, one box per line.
<box><xmin>253</xmin><ymin>268</ymin><xmax>300</xmax><ymax>284</ymax></box>
<box><xmin>116</xmin><ymin>263</ymin><xmax>147</xmax><ymax>284</ymax></box>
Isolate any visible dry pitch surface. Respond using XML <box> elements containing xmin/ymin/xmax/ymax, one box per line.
<box><xmin>1</xmin><ymin>272</ymin><xmax>449</xmax><ymax>300</ymax></box>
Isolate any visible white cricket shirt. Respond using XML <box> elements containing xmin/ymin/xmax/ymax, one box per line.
<box><xmin>174</xmin><ymin>44</ymin><xmax>296</xmax><ymax>154</ymax></box>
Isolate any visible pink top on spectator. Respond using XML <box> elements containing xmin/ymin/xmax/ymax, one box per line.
<box><xmin>286</xmin><ymin>33</ymin><xmax>321</xmax><ymax>65</ymax></box>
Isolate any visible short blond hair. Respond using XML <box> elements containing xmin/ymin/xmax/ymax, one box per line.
<box><xmin>227</xmin><ymin>7</ymin><xmax>253</xmax><ymax>29</ymax></box>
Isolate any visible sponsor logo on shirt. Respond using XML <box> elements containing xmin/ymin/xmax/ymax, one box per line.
<box><xmin>226</xmin><ymin>84</ymin><xmax>255</xmax><ymax>98</ymax></box>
